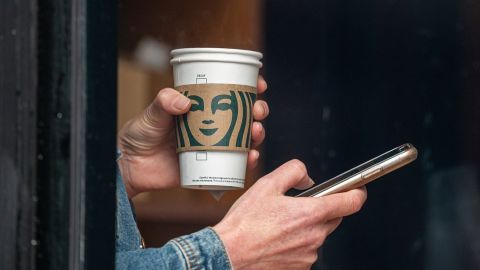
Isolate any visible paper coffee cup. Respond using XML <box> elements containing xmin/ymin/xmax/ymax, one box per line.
<box><xmin>170</xmin><ymin>48</ymin><xmax>263</xmax><ymax>190</ymax></box>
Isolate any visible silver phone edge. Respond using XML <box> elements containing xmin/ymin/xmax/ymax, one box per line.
<box><xmin>310</xmin><ymin>146</ymin><xmax>418</xmax><ymax>197</ymax></box>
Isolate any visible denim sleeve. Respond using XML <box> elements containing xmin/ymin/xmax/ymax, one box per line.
<box><xmin>116</xmin><ymin>153</ymin><xmax>232</xmax><ymax>269</ymax></box>
<box><xmin>116</xmin><ymin>228</ymin><xmax>233</xmax><ymax>270</ymax></box>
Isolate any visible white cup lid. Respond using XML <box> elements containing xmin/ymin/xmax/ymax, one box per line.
<box><xmin>170</xmin><ymin>48</ymin><xmax>263</xmax><ymax>68</ymax></box>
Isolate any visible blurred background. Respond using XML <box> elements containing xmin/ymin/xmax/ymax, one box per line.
<box><xmin>118</xmin><ymin>0</ymin><xmax>480</xmax><ymax>269</ymax></box>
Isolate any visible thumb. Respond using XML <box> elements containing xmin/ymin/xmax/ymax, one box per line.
<box><xmin>146</xmin><ymin>88</ymin><xmax>191</xmax><ymax>128</ymax></box>
<box><xmin>118</xmin><ymin>88</ymin><xmax>190</xmax><ymax>155</ymax></box>
<box><xmin>261</xmin><ymin>159</ymin><xmax>315</xmax><ymax>195</ymax></box>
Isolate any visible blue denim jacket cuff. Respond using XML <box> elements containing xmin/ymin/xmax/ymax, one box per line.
<box><xmin>170</xmin><ymin>227</ymin><xmax>233</xmax><ymax>270</ymax></box>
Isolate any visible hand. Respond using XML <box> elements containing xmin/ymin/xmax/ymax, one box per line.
<box><xmin>213</xmin><ymin>160</ymin><xmax>367</xmax><ymax>270</ymax></box>
<box><xmin>117</xmin><ymin>77</ymin><xmax>269</xmax><ymax>198</ymax></box>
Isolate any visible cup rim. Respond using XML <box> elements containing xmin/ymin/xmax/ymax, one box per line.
<box><xmin>171</xmin><ymin>47</ymin><xmax>262</xmax><ymax>58</ymax></box>
<box><xmin>170</xmin><ymin>47</ymin><xmax>263</xmax><ymax>67</ymax></box>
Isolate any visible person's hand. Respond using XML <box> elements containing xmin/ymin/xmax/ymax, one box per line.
<box><xmin>213</xmin><ymin>159</ymin><xmax>367</xmax><ymax>270</ymax></box>
<box><xmin>117</xmin><ymin>77</ymin><xmax>269</xmax><ymax>198</ymax></box>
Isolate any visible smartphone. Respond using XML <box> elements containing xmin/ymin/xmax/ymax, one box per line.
<box><xmin>295</xmin><ymin>143</ymin><xmax>418</xmax><ymax>198</ymax></box>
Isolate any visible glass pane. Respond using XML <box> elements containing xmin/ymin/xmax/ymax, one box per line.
<box><xmin>264</xmin><ymin>1</ymin><xmax>480</xmax><ymax>269</ymax></box>
<box><xmin>118</xmin><ymin>1</ymin><xmax>480</xmax><ymax>269</ymax></box>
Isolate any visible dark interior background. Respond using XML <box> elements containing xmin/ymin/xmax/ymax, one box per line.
<box><xmin>264</xmin><ymin>0</ymin><xmax>480</xmax><ymax>269</ymax></box>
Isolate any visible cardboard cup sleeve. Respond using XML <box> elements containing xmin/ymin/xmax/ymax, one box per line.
<box><xmin>175</xmin><ymin>83</ymin><xmax>257</xmax><ymax>153</ymax></box>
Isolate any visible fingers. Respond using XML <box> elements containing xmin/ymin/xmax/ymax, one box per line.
<box><xmin>257</xmin><ymin>75</ymin><xmax>268</xmax><ymax>94</ymax></box>
<box><xmin>251</xmin><ymin>76</ymin><xmax>268</xmax><ymax>148</ymax></box>
<box><xmin>261</xmin><ymin>159</ymin><xmax>315</xmax><ymax>194</ymax></box>
<box><xmin>254</xmin><ymin>76</ymin><xmax>269</xmax><ymax>121</ymax></box>
<box><xmin>250</xmin><ymin>122</ymin><xmax>265</xmax><ymax>148</ymax></box>
<box><xmin>253</xmin><ymin>100</ymin><xmax>269</xmax><ymax>121</ymax></box>
<box><xmin>314</xmin><ymin>187</ymin><xmax>368</xmax><ymax>220</ymax></box>
<box><xmin>246</xmin><ymin>149</ymin><xmax>260</xmax><ymax>170</ymax></box>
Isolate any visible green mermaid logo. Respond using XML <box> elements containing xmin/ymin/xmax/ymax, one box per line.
<box><xmin>175</xmin><ymin>84</ymin><xmax>256</xmax><ymax>152</ymax></box>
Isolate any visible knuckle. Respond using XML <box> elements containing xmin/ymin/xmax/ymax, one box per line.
<box><xmin>303</xmin><ymin>252</ymin><xmax>319</xmax><ymax>266</ymax></box>
<box><xmin>253</xmin><ymin>101</ymin><xmax>269</xmax><ymax>120</ymax></box>
<box><xmin>254</xmin><ymin>121</ymin><xmax>264</xmax><ymax>133</ymax></box>
<box><xmin>299</xmin><ymin>199</ymin><xmax>326</xmax><ymax>221</ymax></box>
<box><xmin>257</xmin><ymin>123</ymin><xmax>266</xmax><ymax>139</ymax></box>
<box><xmin>349</xmin><ymin>193</ymin><xmax>363</xmax><ymax>213</ymax></box>
<box><xmin>261</xmin><ymin>101</ymin><xmax>270</xmax><ymax>116</ymax></box>
<box><xmin>313</xmin><ymin>208</ymin><xmax>328</xmax><ymax>222</ymax></box>
<box><xmin>255</xmin><ymin>175</ymin><xmax>271</xmax><ymax>190</ymax></box>
<box><xmin>334</xmin><ymin>217</ymin><xmax>344</xmax><ymax>227</ymax></box>
<box><xmin>288</xmin><ymin>159</ymin><xmax>308</xmax><ymax>178</ymax></box>
<box><xmin>139</xmin><ymin>104</ymin><xmax>156</xmax><ymax>127</ymax></box>
<box><xmin>311</xmin><ymin>199</ymin><xmax>330</xmax><ymax>220</ymax></box>
<box><xmin>256</xmin><ymin>100</ymin><xmax>268</xmax><ymax>111</ymax></box>
<box><xmin>300</xmin><ymin>202</ymin><xmax>317</xmax><ymax>217</ymax></box>
<box><xmin>312</xmin><ymin>229</ymin><xmax>327</xmax><ymax>247</ymax></box>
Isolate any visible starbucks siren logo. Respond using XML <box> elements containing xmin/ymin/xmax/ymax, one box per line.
<box><xmin>175</xmin><ymin>84</ymin><xmax>257</xmax><ymax>152</ymax></box>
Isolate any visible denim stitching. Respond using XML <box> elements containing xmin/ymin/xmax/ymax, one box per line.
<box><xmin>170</xmin><ymin>239</ymin><xmax>192</xmax><ymax>270</ymax></box>
<box><xmin>177</xmin><ymin>236</ymin><xmax>201</xmax><ymax>270</ymax></box>
<box><xmin>207</xmin><ymin>227</ymin><xmax>234</xmax><ymax>269</ymax></box>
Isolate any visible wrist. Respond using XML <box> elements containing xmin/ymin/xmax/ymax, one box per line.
<box><xmin>171</xmin><ymin>227</ymin><xmax>234</xmax><ymax>269</ymax></box>
<box><xmin>212</xmin><ymin>222</ymin><xmax>254</xmax><ymax>270</ymax></box>
<box><xmin>116</xmin><ymin>150</ymin><xmax>139</xmax><ymax>198</ymax></box>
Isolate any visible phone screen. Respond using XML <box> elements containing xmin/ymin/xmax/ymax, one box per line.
<box><xmin>296</xmin><ymin>144</ymin><xmax>412</xmax><ymax>197</ymax></box>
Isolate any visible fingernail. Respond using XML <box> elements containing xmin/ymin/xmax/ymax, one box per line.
<box><xmin>251</xmin><ymin>150</ymin><xmax>260</xmax><ymax>168</ymax></box>
<box><xmin>308</xmin><ymin>177</ymin><xmax>315</xmax><ymax>187</ymax></box>
<box><xmin>259</xmin><ymin>75</ymin><xmax>267</xmax><ymax>88</ymax></box>
<box><xmin>174</xmin><ymin>96</ymin><xmax>190</xmax><ymax>110</ymax></box>
<box><xmin>262</xmin><ymin>102</ymin><xmax>269</xmax><ymax>116</ymax></box>
<box><xmin>253</xmin><ymin>150</ymin><xmax>260</xmax><ymax>159</ymax></box>
<box><xmin>254</xmin><ymin>122</ymin><xmax>263</xmax><ymax>134</ymax></box>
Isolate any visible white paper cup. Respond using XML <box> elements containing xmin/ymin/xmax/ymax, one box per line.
<box><xmin>170</xmin><ymin>48</ymin><xmax>263</xmax><ymax>190</ymax></box>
